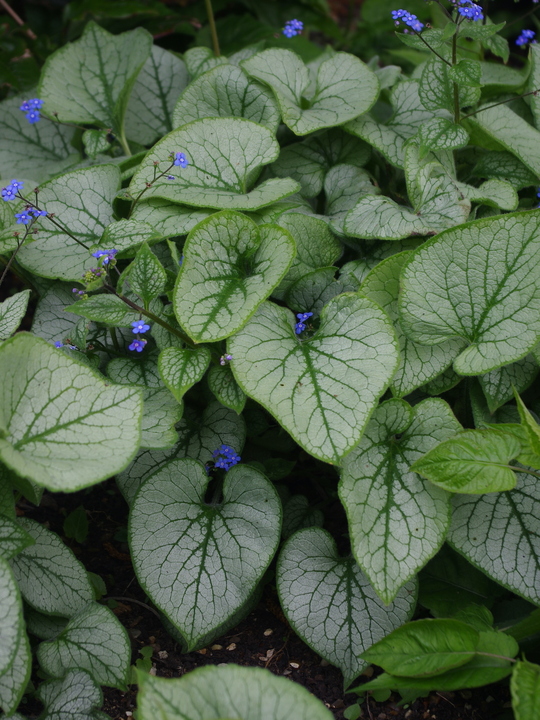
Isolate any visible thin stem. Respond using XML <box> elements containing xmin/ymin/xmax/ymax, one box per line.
<box><xmin>411</xmin><ymin>28</ymin><xmax>452</xmax><ymax>67</ymax></box>
<box><xmin>18</xmin><ymin>193</ymin><xmax>91</xmax><ymax>250</ymax></box>
<box><xmin>204</xmin><ymin>0</ymin><xmax>220</xmax><ymax>57</ymax></box>
<box><xmin>460</xmin><ymin>89</ymin><xmax>540</xmax><ymax>120</ymax></box>
<box><xmin>452</xmin><ymin>33</ymin><xmax>460</xmax><ymax>124</ymax></box>
<box><xmin>509</xmin><ymin>466</ymin><xmax>540</xmax><ymax>480</ymax></box>
<box><xmin>105</xmin><ymin>596</ymin><xmax>161</xmax><ymax>619</ymax></box>
<box><xmin>127</xmin><ymin>162</ymin><xmax>175</xmax><ymax>218</ymax></box>
<box><xmin>0</xmin><ymin>0</ymin><xmax>36</xmax><ymax>39</ymax></box>
<box><xmin>0</xmin><ymin>233</ymin><xmax>25</xmax><ymax>290</ymax></box>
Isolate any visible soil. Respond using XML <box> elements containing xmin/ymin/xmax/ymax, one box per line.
<box><xmin>15</xmin><ymin>480</ymin><xmax>513</xmax><ymax>720</ymax></box>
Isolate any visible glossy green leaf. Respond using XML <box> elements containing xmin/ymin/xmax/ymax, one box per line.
<box><xmin>37</xmin><ymin>603</ymin><xmax>131</xmax><ymax>689</ymax></box>
<box><xmin>0</xmin><ymin>333</ymin><xmax>142</xmax><ymax>492</ymax></box>
<box><xmin>0</xmin><ymin>515</ymin><xmax>34</xmax><ymax>560</ymax></box>
<box><xmin>36</xmin><ymin>669</ymin><xmax>103</xmax><ymax>720</ymax></box>
<box><xmin>0</xmin><ymin>630</ymin><xmax>31</xmax><ymax>715</ymax></box>
<box><xmin>10</xmin><ymin>518</ymin><xmax>94</xmax><ymax>617</ymax></box>
<box><xmin>158</xmin><ymin>347</ymin><xmax>211</xmax><ymax>402</ymax></box>
<box><xmin>172</xmin><ymin>64</ymin><xmax>279</xmax><ymax>132</ymax></box>
<box><xmin>277</xmin><ymin>528</ymin><xmax>416</xmax><ymax>686</ymax></box>
<box><xmin>411</xmin><ymin>429</ymin><xmax>520</xmax><ymax>494</ymax></box>
<box><xmin>0</xmin><ymin>290</ymin><xmax>30</xmax><ymax>341</ymax></box>
<box><xmin>207</xmin><ymin>364</ymin><xmax>246</xmax><ymax>414</ymax></box>
<box><xmin>0</xmin><ymin>556</ymin><xmax>22</xmax><ymax>678</ymax></box>
<box><xmin>136</xmin><ymin>664</ymin><xmax>334</xmax><ymax>720</ymax></box>
<box><xmin>511</xmin><ymin>661</ymin><xmax>540</xmax><ymax>720</ymax></box>
<box><xmin>125</xmin><ymin>45</ymin><xmax>188</xmax><ymax>145</ymax></box>
<box><xmin>362</xmin><ymin>619</ymin><xmax>479</xmax><ymax>677</ymax></box>
<box><xmin>340</xmin><ymin>398</ymin><xmax>460</xmax><ymax>603</ymax></box>
<box><xmin>127</xmin><ymin>242</ymin><xmax>167</xmax><ymax>305</ymax></box>
<box><xmin>129</xmin><ymin>118</ymin><xmax>299</xmax><ymax>211</ymax></box>
<box><xmin>130</xmin><ymin>459</ymin><xmax>281</xmax><ymax>649</ymax></box>
<box><xmin>229</xmin><ymin>295</ymin><xmax>399</xmax><ymax>464</ymax></box>
<box><xmin>399</xmin><ymin>212</ymin><xmax>540</xmax><ymax>375</ymax></box>
<box><xmin>39</xmin><ymin>21</ymin><xmax>152</xmax><ymax>132</ymax></box>
<box><xmin>173</xmin><ymin>211</ymin><xmax>295</xmax><ymax>342</ymax></box>
<box><xmin>241</xmin><ymin>49</ymin><xmax>378</xmax><ymax>135</ymax></box>
<box><xmin>17</xmin><ymin>165</ymin><xmax>120</xmax><ymax>282</ymax></box>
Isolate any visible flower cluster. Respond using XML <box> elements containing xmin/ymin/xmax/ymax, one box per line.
<box><xmin>72</xmin><ymin>288</ymin><xmax>85</xmax><ymax>298</ymax></box>
<box><xmin>456</xmin><ymin>0</ymin><xmax>483</xmax><ymax>21</ymax></box>
<box><xmin>129</xmin><ymin>339</ymin><xmax>147</xmax><ymax>353</ymax></box>
<box><xmin>391</xmin><ymin>9</ymin><xmax>424</xmax><ymax>32</ymax></box>
<box><xmin>212</xmin><ymin>444</ymin><xmax>241</xmax><ymax>470</ymax></box>
<box><xmin>295</xmin><ymin>311</ymin><xmax>313</xmax><ymax>335</ymax></box>
<box><xmin>15</xmin><ymin>208</ymin><xmax>47</xmax><ymax>225</ymax></box>
<box><xmin>20</xmin><ymin>98</ymin><xmax>44</xmax><ymax>124</ymax></box>
<box><xmin>2</xmin><ymin>180</ymin><xmax>23</xmax><ymax>202</ymax></box>
<box><xmin>173</xmin><ymin>152</ymin><xmax>188</xmax><ymax>168</ymax></box>
<box><xmin>91</xmin><ymin>248</ymin><xmax>117</xmax><ymax>265</ymax></box>
<box><xmin>220</xmin><ymin>353</ymin><xmax>233</xmax><ymax>366</ymax></box>
<box><xmin>283</xmin><ymin>19</ymin><xmax>303</xmax><ymax>37</ymax></box>
<box><xmin>82</xmin><ymin>267</ymin><xmax>106</xmax><ymax>284</ymax></box>
<box><xmin>516</xmin><ymin>29</ymin><xmax>536</xmax><ymax>47</ymax></box>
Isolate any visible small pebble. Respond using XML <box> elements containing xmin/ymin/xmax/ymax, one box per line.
<box><xmin>149</xmin><ymin>666</ymin><xmax>157</xmax><ymax>676</ymax></box>
<box><xmin>157</xmin><ymin>650</ymin><xmax>168</xmax><ymax>659</ymax></box>
<box><xmin>227</xmin><ymin>643</ymin><xmax>237</xmax><ymax>651</ymax></box>
<box><xmin>263</xmin><ymin>628</ymin><xmax>273</xmax><ymax>636</ymax></box>
<box><xmin>196</xmin><ymin>648</ymin><xmax>207</xmax><ymax>655</ymax></box>
<box><xmin>211</xmin><ymin>644</ymin><xmax>223</xmax><ymax>650</ymax></box>
<box><xmin>289</xmin><ymin>662</ymin><xmax>300</xmax><ymax>669</ymax></box>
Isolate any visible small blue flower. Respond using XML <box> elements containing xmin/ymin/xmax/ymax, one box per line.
<box><xmin>295</xmin><ymin>311</ymin><xmax>313</xmax><ymax>334</ymax></box>
<box><xmin>10</xmin><ymin>180</ymin><xmax>23</xmax><ymax>190</ymax></box>
<box><xmin>54</xmin><ymin>341</ymin><xmax>64</xmax><ymax>348</ymax></box>
<box><xmin>25</xmin><ymin>110</ymin><xmax>41</xmax><ymax>124</ymax></box>
<box><xmin>131</xmin><ymin>320</ymin><xmax>151</xmax><ymax>334</ymax></box>
<box><xmin>166</xmin><ymin>174</ymin><xmax>176</xmax><ymax>180</ymax></box>
<box><xmin>283</xmin><ymin>19</ymin><xmax>304</xmax><ymax>37</ymax></box>
<box><xmin>91</xmin><ymin>248</ymin><xmax>118</xmax><ymax>265</ymax></box>
<box><xmin>457</xmin><ymin>0</ymin><xmax>484</xmax><ymax>21</ymax></box>
<box><xmin>174</xmin><ymin>152</ymin><xmax>188</xmax><ymax>168</ymax></box>
<box><xmin>179</xmin><ymin>254</ymin><xmax>184</xmax><ymax>266</ymax></box>
<box><xmin>517</xmin><ymin>29</ymin><xmax>537</xmax><ymax>46</ymax></box>
<box><xmin>129</xmin><ymin>339</ymin><xmax>147</xmax><ymax>353</ymax></box>
<box><xmin>15</xmin><ymin>211</ymin><xmax>32</xmax><ymax>224</ymax></box>
<box><xmin>20</xmin><ymin>98</ymin><xmax>43</xmax><ymax>112</ymax></box>
<box><xmin>212</xmin><ymin>444</ymin><xmax>241</xmax><ymax>470</ymax></box>
<box><xmin>391</xmin><ymin>9</ymin><xmax>424</xmax><ymax>31</ymax></box>
<box><xmin>220</xmin><ymin>353</ymin><xmax>233</xmax><ymax>366</ymax></box>
<box><xmin>1</xmin><ymin>180</ymin><xmax>23</xmax><ymax>201</ymax></box>
<box><xmin>30</xmin><ymin>208</ymin><xmax>47</xmax><ymax>217</ymax></box>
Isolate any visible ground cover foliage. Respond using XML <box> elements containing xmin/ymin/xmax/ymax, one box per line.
<box><xmin>2</xmin><ymin>0</ymin><xmax>540</xmax><ymax>718</ymax></box>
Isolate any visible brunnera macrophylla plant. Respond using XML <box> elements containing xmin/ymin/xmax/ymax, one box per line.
<box><xmin>2</xmin><ymin>3</ymin><xmax>540</xmax><ymax>718</ymax></box>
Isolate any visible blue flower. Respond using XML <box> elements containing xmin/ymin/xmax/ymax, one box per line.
<box><xmin>131</xmin><ymin>320</ymin><xmax>151</xmax><ymax>334</ymax></box>
<box><xmin>391</xmin><ymin>9</ymin><xmax>424</xmax><ymax>31</ymax></box>
<box><xmin>457</xmin><ymin>0</ymin><xmax>484</xmax><ymax>21</ymax></box>
<box><xmin>15</xmin><ymin>211</ymin><xmax>32</xmax><ymax>224</ymax></box>
<box><xmin>283</xmin><ymin>19</ymin><xmax>304</xmax><ymax>37</ymax></box>
<box><xmin>91</xmin><ymin>248</ymin><xmax>118</xmax><ymax>265</ymax></box>
<box><xmin>295</xmin><ymin>311</ymin><xmax>313</xmax><ymax>334</ymax></box>
<box><xmin>30</xmin><ymin>208</ymin><xmax>47</xmax><ymax>217</ymax></box>
<box><xmin>517</xmin><ymin>29</ymin><xmax>536</xmax><ymax>46</ymax></box>
<box><xmin>2</xmin><ymin>180</ymin><xmax>23</xmax><ymax>201</ymax></box>
<box><xmin>179</xmin><ymin>254</ymin><xmax>184</xmax><ymax>266</ymax></box>
<box><xmin>10</xmin><ymin>180</ymin><xmax>23</xmax><ymax>190</ymax></box>
<box><xmin>129</xmin><ymin>339</ymin><xmax>147</xmax><ymax>352</ymax></box>
<box><xmin>25</xmin><ymin>110</ymin><xmax>41</xmax><ymax>124</ymax></box>
<box><xmin>54</xmin><ymin>341</ymin><xmax>64</xmax><ymax>348</ymax></box>
<box><xmin>19</xmin><ymin>98</ymin><xmax>43</xmax><ymax>112</ymax></box>
<box><xmin>174</xmin><ymin>152</ymin><xmax>188</xmax><ymax>168</ymax></box>
<box><xmin>212</xmin><ymin>444</ymin><xmax>241</xmax><ymax>470</ymax></box>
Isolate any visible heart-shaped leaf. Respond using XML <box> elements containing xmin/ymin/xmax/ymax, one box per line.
<box><xmin>207</xmin><ymin>364</ymin><xmax>246</xmax><ymax>414</ymax></box>
<box><xmin>399</xmin><ymin>211</ymin><xmax>540</xmax><ymax>375</ymax></box>
<box><xmin>158</xmin><ymin>347</ymin><xmax>211</xmax><ymax>402</ymax></box>
<box><xmin>0</xmin><ymin>333</ymin><xmax>143</xmax><ymax>492</ymax></box>
<box><xmin>480</xmin><ymin>357</ymin><xmax>538</xmax><ymax>413</ymax></box>
<box><xmin>172</xmin><ymin>64</ymin><xmax>279</xmax><ymax>132</ymax></box>
<box><xmin>241</xmin><ymin>49</ymin><xmax>379</xmax><ymax>135</ymax></box>
<box><xmin>130</xmin><ymin>459</ymin><xmax>281</xmax><ymax>649</ymax></box>
<box><xmin>228</xmin><ymin>295</ymin><xmax>399</xmax><ymax>464</ymax></box>
<box><xmin>418</xmin><ymin>118</ymin><xmax>469</xmax><ymax>152</ymax></box>
<box><xmin>174</xmin><ymin>211</ymin><xmax>295</xmax><ymax>342</ymax></box>
<box><xmin>36</xmin><ymin>669</ymin><xmax>103</xmax><ymax>720</ymax></box>
<box><xmin>129</xmin><ymin>118</ymin><xmax>299</xmax><ymax>211</ymax></box>
<box><xmin>37</xmin><ymin>603</ymin><xmax>131</xmax><ymax>689</ymax></box>
<box><xmin>277</xmin><ymin>528</ymin><xmax>416</xmax><ymax>686</ymax></box>
<box><xmin>340</xmin><ymin>398</ymin><xmax>461</xmax><ymax>603</ymax></box>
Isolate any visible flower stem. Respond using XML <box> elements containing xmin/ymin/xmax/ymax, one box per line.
<box><xmin>461</xmin><ymin>89</ymin><xmax>540</xmax><ymax>120</ymax></box>
<box><xmin>508</xmin><ymin>466</ymin><xmax>540</xmax><ymax>480</ymax></box>
<box><xmin>204</xmin><ymin>0</ymin><xmax>221</xmax><ymax>57</ymax></box>
<box><xmin>452</xmin><ymin>33</ymin><xmax>460</xmax><ymax>124</ymax></box>
<box><xmin>411</xmin><ymin>28</ymin><xmax>452</xmax><ymax>67</ymax></box>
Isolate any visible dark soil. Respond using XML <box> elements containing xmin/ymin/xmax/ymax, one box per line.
<box><xmin>16</xmin><ymin>480</ymin><xmax>512</xmax><ymax>720</ymax></box>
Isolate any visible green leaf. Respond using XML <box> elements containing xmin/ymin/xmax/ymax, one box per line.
<box><xmin>0</xmin><ymin>556</ymin><xmax>22</xmax><ymax>678</ymax></box>
<box><xmin>82</xmin><ymin>130</ymin><xmax>111</xmax><ymax>159</ymax></box>
<box><xmin>0</xmin><ymin>93</ymin><xmax>78</xmax><ymax>183</ymax></box>
<box><xmin>36</xmin><ymin>669</ymin><xmax>103</xmax><ymax>720</ymax></box>
<box><xmin>417</xmin><ymin>118</ymin><xmax>469</xmax><ymax>152</ymax></box>
<box><xmin>411</xmin><ymin>429</ymin><xmax>520</xmax><ymax>494</ymax></box>
<box><xmin>17</xmin><ymin>165</ymin><xmax>120</xmax><ymax>282</ymax></box>
<box><xmin>479</xmin><ymin>356</ymin><xmax>538</xmax><ymax>412</ymax></box>
<box><xmin>10</xmin><ymin>518</ymin><xmax>94</xmax><ymax>616</ymax></box>
<box><xmin>0</xmin><ymin>333</ymin><xmax>143</xmax><ymax>492</ymax></box>
<box><xmin>184</xmin><ymin>47</ymin><xmax>228</xmax><ymax>80</ymax></box>
<box><xmin>362</xmin><ymin>618</ymin><xmax>480</xmax><ymax>677</ymax></box>
<box><xmin>37</xmin><ymin>603</ymin><xmax>131</xmax><ymax>690</ymax></box>
<box><xmin>458</xmin><ymin>20</ymin><xmax>505</xmax><ymax>40</ymax></box>
<box><xmin>472</xmin><ymin>151</ymin><xmax>538</xmax><ymax>191</ymax></box>
<box><xmin>0</xmin><ymin>290</ymin><xmax>30</xmax><ymax>341</ymax></box>
<box><xmin>399</xmin><ymin>211</ymin><xmax>540</xmax><ymax>375</ymax></box>
<box><xmin>361</xmin><ymin>253</ymin><xmax>466</xmax><ymax>397</ymax></box>
<box><xmin>127</xmin><ymin>242</ymin><xmax>167</xmax><ymax>305</ymax></box>
<box><xmin>31</xmin><ymin>284</ymin><xmax>80</xmax><ymax>344</ymax></box>
<box><xmin>460</xmin><ymin>178</ymin><xmax>518</xmax><ymax>211</ymax></box>
<box><xmin>419</xmin><ymin>58</ymin><xmax>480</xmax><ymax>115</ymax></box>
<box><xmin>107</xmin><ymin>351</ymin><xmax>163</xmax><ymax>388</ymax></box>
<box><xmin>172</xmin><ymin>64</ymin><xmax>279</xmax><ymax>133</ymax></box>
<box><xmin>130</xmin><ymin>459</ymin><xmax>281</xmax><ymax>649</ymax></box>
<box><xmin>286</xmin><ymin>268</ymin><xmax>355</xmax><ymax>319</ymax></box>
<box><xmin>325</xmin><ymin>164</ymin><xmax>378</xmax><ymax>234</ymax></box>
<box><xmin>0</xmin><ymin>515</ymin><xmax>34</xmax><ymax>560</ymax></box>
<box><xmin>448</xmin><ymin>60</ymin><xmax>482</xmax><ymax>88</ymax></box>
<box><xmin>340</xmin><ymin>398</ymin><xmax>460</xmax><ymax>603</ymax></box>
<box><xmin>136</xmin><ymin>664</ymin><xmax>334</xmax><ymax>720</ymax></box>
<box><xmin>207</xmin><ymin>364</ymin><xmax>246</xmax><ymax>414</ymax></box>
<box><xmin>277</xmin><ymin>527</ymin><xmax>416</xmax><ymax>686</ymax></box>
<box><xmin>158</xmin><ymin>347</ymin><xmax>211</xmax><ymax>402</ymax></box>
<box><xmin>515</xmin><ymin>392</ymin><xmax>540</xmax><ymax>456</ymax></box>
<box><xmin>99</xmin><ymin>219</ymin><xmax>162</xmax><ymax>255</ymax></box>
<box><xmin>511</xmin><ymin>661</ymin><xmax>540</xmax><ymax>720</ymax></box>
<box><xmin>241</xmin><ymin>49</ymin><xmax>378</xmax><ymax>136</ymax></box>
<box><xmin>282</xmin><ymin>495</ymin><xmax>324</xmax><ymax>539</ymax></box>
<box><xmin>129</xmin><ymin>118</ymin><xmax>299</xmax><ymax>211</ymax></box>
<box><xmin>39</xmin><ymin>21</ymin><xmax>152</xmax><ymax>133</ymax></box>
<box><xmin>125</xmin><ymin>45</ymin><xmax>188</xmax><ymax>146</ymax></box>
<box><xmin>173</xmin><ymin>211</ymin><xmax>295</xmax><ymax>342</ymax></box>
<box><xmin>448</xmin><ymin>466</ymin><xmax>540</xmax><ymax>604</ymax></box>
<box><xmin>63</xmin><ymin>506</ymin><xmax>89</xmax><ymax>544</ymax></box>
<box><xmin>66</xmin><ymin>294</ymin><xmax>136</xmax><ymax>326</ymax></box>
<box><xmin>140</xmin><ymin>387</ymin><xmax>182</xmax><ymax>450</ymax></box>
<box><xmin>229</xmin><ymin>295</ymin><xmax>399</xmax><ymax>464</ymax></box>
<box><xmin>116</xmin><ymin>400</ymin><xmax>245</xmax><ymax>504</ymax></box>
<box><xmin>0</xmin><ymin>630</ymin><xmax>31</xmax><ymax>715</ymax></box>
<box><xmin>25</xmin><ymin>608</ymin><xmax>68</xmax><ymax>641</ymax></box>
<box><xmin>131</xmin><ymin>199</ymin><xmax>212</xmax><ymax>239</ymax></box>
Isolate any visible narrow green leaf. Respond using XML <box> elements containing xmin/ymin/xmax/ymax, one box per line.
<box><xmin>399</xmin><ymin>211</ymin><xmax>540</xmax><ymax>375</ymax></box>
<box><xmin>207</xmin><ymin>364</ymin><xmax>246</xmax><ymax>414</ymax></box>
<box><xmin>36</xmin><ymin>669</ymin><xmax>103</xmax><ymax>720</ymax></box>
<box><xmin>229</xmin><ymin>296</ymin><xmax>399</xmax><ymax>464</ymax></box>
<box><xmin>241</xmin><ymin>49</ymin><xmax>378</xmax><ymax>135</ymax></box>
<box><xmin>173</xmin><ymin>211</ymin><xmax>295</xmax><ymax>342</ymax></box>
<box><xmin>277</xmin><ymin>528</ymin><xmax>416</xmax><ymax>686</ymax></box>
<box><xmin>0</xmin><ymin>630</ymin><xmax>31</xmax><ymax>714</ymax></box>
<box><xmin>512</xmin><ymin>661</ymin><xmax>540</xmax><ymax>720</ymax></box>
<box><xmin>0</xmin><ymin>556</ymin><xmax>22</xmax><ymax>678</ymax></box>
<box><xmin>128</xmin><ymin>242</ymin><xmax>167</xmax><ymax>305</ymax></box>
<box><xmin>129</xmin><ymin>117</ymin><xmax>299</xmax><ymax>211</ymax></box>
<box><xmin>136</xmin><ymin>664</ymin><xmax>334</xmax><ymax>720</ymax></box>
<box><xmin>130</xmin><ymin>459</ymin><xmax>281</xmax><ymax>649</ymax></box>
<box><xmin>0</xmin><ymin>290</ymin><xmax>30</xmax><ymax>341</ymax></box>
<box><xmin>37</xmin><ymin>603</ymin><xmax>131</xmax><ymax>690</ymax></box>
<box><xmin>39</xmin><ymin>21</ymin><xmax>152</xmax><ymax>132</ymax></box>
<box><xmin>158</xmin><ymin>347</ymin><xmax>211</xmax><ymax>402</ymax></box>
<box><xmin>0</xmin><ymin>333</ymin><xmax>143</xmax><ymax>492</ymax></box>
<box><xmin>340</xmin><ymin>399</ymin><xmax>460</xmax><ymax>603</ymax></box>
<box><xmin>411</xmin><ymin>429</ymin><xmax>520</xmax><ymax>494</ymax></box>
